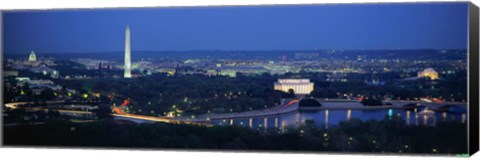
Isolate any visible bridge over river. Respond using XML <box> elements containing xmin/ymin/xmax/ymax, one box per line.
<box><xmin>5</xmin><ymin>99</ymin><xmax>466</xmax><ymax>126</ymax></box>
<box><xmin>176</xmin><ymin>99</ymin><xmax>467</xmax><ymax>122</ymax></box>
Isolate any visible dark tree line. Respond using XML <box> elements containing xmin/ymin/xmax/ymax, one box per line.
<box><xmin>3</xmin><ymin>116</ymin><xmax>467</xmax><ymax>155</ymax></box>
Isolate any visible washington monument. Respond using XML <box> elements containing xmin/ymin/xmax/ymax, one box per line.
<box><xmin>124</xmin><ymin>25</ymin><xmax>132</xmax><ymax>78</ymax></box>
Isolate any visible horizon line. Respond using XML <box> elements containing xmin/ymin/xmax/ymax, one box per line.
<box><xmin>3</xmin><ymin>48</ymin><xmax>468</xmax><ymax>55</ymax></box>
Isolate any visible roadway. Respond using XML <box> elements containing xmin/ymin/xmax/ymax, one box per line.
<box><xmin>4</xmin><ymin>101</ymin><xmax>211</xmax><ymax>126</ymax></box>
<box><xmin>4</xmin><ymin>99</ymin><xmax>466</xmax><ymax>125</ymax></box>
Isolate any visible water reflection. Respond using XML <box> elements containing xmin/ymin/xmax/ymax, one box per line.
<box><xmin>296</xmin><ymin>112</ymin><xmax>300</xmax><ymax>125</ymax></box>
<box><xmin>275</xmin><ymin>117</ymin><xmax>279</xmax><ymax>128</ymax></box>
<box><xmin>249</xmin><ymin>118</ymin><xmax>253</xmax><ymax>128</ymax></box>
<box><xmin>423</xmin><ymin>114</ymin><xmax>428</xmax><ymax>125</ymax></box>
<box><xmin>325</xmin><ymin>110</ymin><xmax>329</xmax><ymax>129</ymax></box>
<box><xmin>442</xmin><ymin>112</ymin><xmax>447</xmax><ymax>121</ymax></box>
<box><xmin>210</xmin><ymin>109</ymin><xmax>466</xmax><ymax>129</ymax></box>
<box><xmin>264</xmin><ymin>117</ymin><xmax>268</xmax><ymax>129</ymax></box>
<box><xmin>415</xmin><ymin>112</ymin><xmax>419</xmax><ymax>126</ymax></box>
<box><xmin>406</xmin><ymin>111</ymin><xmax>411</xmax><ymax>125</ymax></box>
<box><xmin>346</xmin><ymin>109</ymin><xmax>351</xmax><ymax>121</ymax></box>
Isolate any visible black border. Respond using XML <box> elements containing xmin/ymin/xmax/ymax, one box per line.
<box><xmin>468</xmin><ymin>2</ymin><xmax>479</xmax><ymax>156</ymax></box>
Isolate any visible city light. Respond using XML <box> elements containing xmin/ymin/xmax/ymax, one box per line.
<box><xmin>1</xmin><ymin>5</ymin><xmax>470</xmax><ymax>154</ymax></box>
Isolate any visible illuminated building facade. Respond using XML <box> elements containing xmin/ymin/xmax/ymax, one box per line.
<box><xmin>417</xmin><ymin>68</ymin><xmax>439</xmax><ymax>80</ymax></box>
<box><xmin>274</xmin><ymin>79</ymin><xmax>314</xmax><ymax>95</ymax></box>
<box><xmin>28</xmin><ymin>51</ymin><xmax>37</xmax><ymax>61</ymax></box>
<box><xmin>124</xmin><ymin>25</ymin><xmax>132</xmax><ymax>78</ymax></box>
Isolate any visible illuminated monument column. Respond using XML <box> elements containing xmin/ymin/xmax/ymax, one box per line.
<box><xmin>124</xmin><ymin>25</ymin><xmax>132</xmax><ymax>78</ymax></box>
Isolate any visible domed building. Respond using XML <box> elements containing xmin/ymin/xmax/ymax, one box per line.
<box><xmin>28</xmin><ymin>50</ymin><xmax>37</xmax><ymax>61</ymax></box>
<box><xmin>417</xmin><ymin>68</ymin><xmax>439</xmax><ymax>80</ymax></box>
<box><xmin>23</xmin><ymin>50</ymin><xmax>41</xmax><ymax>67</ymax></box>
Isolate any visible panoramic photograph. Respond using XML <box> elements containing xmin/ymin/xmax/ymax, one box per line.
<box><xmin>2</xmin><ymin>2</ymin><xmax>470</xmax><ymax>155</ymax></box>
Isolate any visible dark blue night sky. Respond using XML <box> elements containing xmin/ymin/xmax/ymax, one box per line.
<box><xmin>3</xmin><ymin>2</ymin><xmax>468</xmax><ymax>54</ymax></box>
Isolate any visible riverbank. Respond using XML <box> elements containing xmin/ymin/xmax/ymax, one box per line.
<box><xmin>300</xmin><ymin>104</ymin><xmax>399</xmax><ymax>110</ymax></box>
<box><xmin>191</xmin><ymin>100</ymin><xmax>467</xmax><ymax>120</ymax></box>
<box><xmin>302</xmin><ymin>101</ymin><xmax>467</xmax><ymax>110</ymax></box>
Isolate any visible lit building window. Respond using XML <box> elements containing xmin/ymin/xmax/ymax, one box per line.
<box><xmin>274</xmin><ymin>79</ymin><xmax>314</xmax><ymax>95</ymax></box>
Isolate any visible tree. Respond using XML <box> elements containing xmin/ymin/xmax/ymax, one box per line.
<box><xmin>287</xmin><ymin>88</ymin><xmax>295</xmax><ymax>98</ymax></box>
<box><xmin>95</xmin><ymin>105</ymin><xmax>112</xmax><ymax>119</ymax></box>
<box><xmin>288</xmin><ymin>88</ymin><xmax>295</xmax><ymax>95</ymax></box>
<box><xmin>40</xmin><ymin>88</ymin><xmax>56</xmax><ymax>100</ymax></box>
<box><xmin>299</xmin><ymin>99</ymin><xmax>322</xmax><ymax>107</ymax></box>
<box><xmin>360</xmin><ymin>97</ymin><xmax>383</xmax><ymax>106</ymax></box>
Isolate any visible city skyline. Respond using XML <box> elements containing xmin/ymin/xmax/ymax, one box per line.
<box><xmin>3</xmin><ymin>2</ymin><xmax>468</xmax><ymax>54</ymax></box>
<box><xmin>2</xmin><ymin>2</ymin><xmax>472</xmax><ymax>154</ymax></box>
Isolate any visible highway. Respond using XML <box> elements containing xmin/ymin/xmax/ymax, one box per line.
<box><xmin>4</xmin><ymin>101</ymin><xmax>211</xmax><ymax>126</ymax></box>
<box><xmin>112</xmin><ymin>113</ymin><xmax>211</xmax><ymax>126</ymax></box>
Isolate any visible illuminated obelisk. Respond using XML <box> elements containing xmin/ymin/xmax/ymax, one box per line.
<box><xmin>124</xmin><ymin>25</ymin><xmax>132</xmax><ymax>78</ymax></box>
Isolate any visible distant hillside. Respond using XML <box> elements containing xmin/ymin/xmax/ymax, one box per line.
<box><xmin>4</xmin><ymin>49</ymin><xmax>466</xmax><ymax>61</ymax></box>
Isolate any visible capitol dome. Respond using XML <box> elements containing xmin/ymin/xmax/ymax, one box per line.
<box><xmin>28</xmin><ymin>50</ymin><xmax>37</xmax><ymax>62</ymax></box>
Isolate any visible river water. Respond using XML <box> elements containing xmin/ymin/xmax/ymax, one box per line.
<box><xmin>210</xmin><ymin>109</ymin><xmax>467</xmax><ymax>129</ymax></box>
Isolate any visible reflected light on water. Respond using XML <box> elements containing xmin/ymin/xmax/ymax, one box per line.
<box><xmin>264</xmin><ymin>117</ymin><xmax>268</xmax><ymax>129</ymax></box>
<box><xmin>415</xmin><ymin>112</ymin><xmax>419</xmax><ymax>126</ymax></box>
<box><xmin>325</xmin><ymin>110</ymin><xmax>329</xmax><ymax>129</ymax></box>
<box><xmin>423</xmin><ymin>114</ymin><xmax>428</xmax><ymax>125</ymax></box>
<box><xmin>275</xmin><ymin>117</ymin><xmax>279</xmax><ymax>128</ymax></box>
<box><xmin>249</xmin><ymin>118</ymin><xmax>253</xmax><ymax>128</ymax></box>
<box><xmin>296</xmin><ymin>112</ymin><xmax>300</xmax><ymax>124</ymax></box>
<box><xmin>347</xmin><ymin>109</ymin><xmax>351</xmax><ymax>121</ymax></box>
<box><xmin>388</xmin><ymin>109</ymin><xmax>393</xmax><ymax>119</ymax></box>
<box><xmin>406</xmin><ymin>111</ymin><xmax>411</xmax><ymax>125</ymax></box>
<box><xmin>210</xmin><ymin>108</ymin><xmax>465</xmax><ymax>128</ymax></box>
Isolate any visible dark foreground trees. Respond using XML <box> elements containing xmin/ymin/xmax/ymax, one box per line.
<box><xmin>94</xmin><ymin>105</ymin><xmax>112</xmax><ymax>120</ymax></box>
<box><xmin>3</xmin><ymin>116</ymin><xmax>467</xmax><ymax>155</ymax></box>
<box><xmin>298</xmin><ymin>99</ymin><xmax>322</xmax><ymax>107</ymax></box>
<box><xmin>360</xmin><ymin>97</ymin><xmax>384</xmax><ymax>106</ymax></box>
